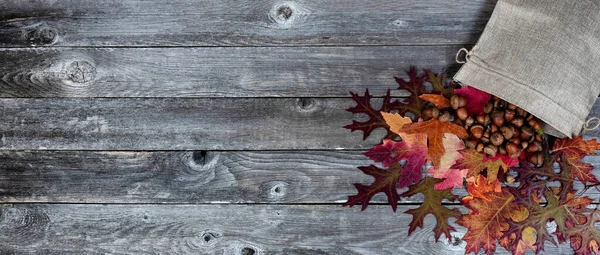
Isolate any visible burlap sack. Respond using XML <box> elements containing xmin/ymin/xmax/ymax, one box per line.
<box><xmin>453</xmin><ymin>0</ymin><xmax>600</xmax><ymax>138</ymax></box>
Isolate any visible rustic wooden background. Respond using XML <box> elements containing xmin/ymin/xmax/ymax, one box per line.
<box><xmin>1</xmin><ymin>0</ymin><xmax>599</xmax><ymax>254</ymax></box>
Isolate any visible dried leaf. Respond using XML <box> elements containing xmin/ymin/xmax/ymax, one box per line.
<box><xmin>453</xmin><ymin>149</ymin><xmax>508</xmax><ymax>184</ymax></box>
<box><xmin>344</xmin><ymin>163</ymin><xmax>403</xmax><ymax>211</ymax></box>
<box><xmin>425</xmin><ymin>69</ymin><xmax>456</xmax><ymax>98</ymax></box>
<box><xmin>381</xmin><ymin>111</ymin><xmax>412</xmax><ymax>135</ymax></box>
<box><xmin>419</xmin><ymin>94</ymin><xmax>451</xmax><ymax>109</ymax></box>
<box><xmin>465</xmin><ymin>175</ymin><xmax>502</xmax><ymax>202</ymax></box>
<box><xmin>458</xmin><ymin>188</ymin><xmax>528</xmax><ymax>255</ymax></box>
<box><xmin>399</xmin><ymin>118</ymin><xmax>468</xmax><ymax>167</ymax></box>
<box><xmin>401</xmin><ymin>177</ymin><xmax>461</xmax><ymax>241</ymax></box>
<box><xmin>394</xmin><ymin>67</ymin><xmax>427</xmax><ymax>119</ymax></box>
<box><xmin>345</xmin><ymin>89</ymin><xmax>401</xmax><ymax>140</ymax></box>
<box><xmin>453</xmin><ymin>86</ymin><xmax>492</xmax><ymax>115</ymax></box>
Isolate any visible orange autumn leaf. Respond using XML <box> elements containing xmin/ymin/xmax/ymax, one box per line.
<box><xmin>553</xmin><ymin>136</ymin><xmax>600</xmax><ymax>184</ymax></box>
<box><xmin>552</xmin><ymin>136</ymin><xmax>600</xmax><ymax>157</ymax></box>
<box><xmin>380</xmin><ymin>111</ymin><xmax>412</xmax><ymax>135</ymax></box>
<box><xmin>419</xmin><ymin>94</ymin><xmax>451</xmax><ymax>109</ymax></box>
<box><xmin>465</xmin><ymin>175</ymin><xmax>502</xmax><ymax>202</ymax></box>
<box><xmin>398</xmin><ymin>118</ymin><xmax>468</xmax><ymax>167</ymax></box>
<box><xmin>453</xmin><ymin>149</ymin><xmax>509</xmax><ymax>184</ymax></box>
<box><xmin>458</xmin><ymin>188</ymin><xmax>529</xmax><ymax>255</ymax></box>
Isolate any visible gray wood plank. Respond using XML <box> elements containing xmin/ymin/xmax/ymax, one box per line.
<box><xmin>0</xmin><ymin>98</ymin><xmax>378</xmax><ymax>150</ymax></box>
<box><xmin>0</xmin><ymin>204</ymin><xmax>574</xmax><ymax>254</ymax></box>
<box><xmin>0</xmin><ymin>46</ymin><xmax>459</xmax><ymax>98</ymax></box>
<box><xmin>1</xmin><ymin>98</ymin><xmax>599</xmax><ymax>151</ymax></box>
<box><xmin>1</xmin><ymin>150</ymin><xmax>600</xmax><ymax>205</ymax></box>
<box><xmin>0</xmin><ymin>150</ymin><xmax>375</xmax><ymax>204</ymax></box>
<box><xmin>0</xmin><ymin>0</ymin><xmax>495</xmax><ymax>47</ymax></box>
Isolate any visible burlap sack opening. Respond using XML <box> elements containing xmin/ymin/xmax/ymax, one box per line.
<box><xmin>453</xmin><ymin>0</ymin><xmax>600</xmax><ymax>138</ymax></box>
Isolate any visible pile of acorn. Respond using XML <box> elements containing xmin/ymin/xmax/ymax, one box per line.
<box><xmin>423</xmin><ymin>95</ymin><xmax>545</xmax><ymax>166</ymax></box>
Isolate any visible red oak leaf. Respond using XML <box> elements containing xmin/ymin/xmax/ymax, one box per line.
<box><xmin>453</xmin><ymin>86</ymin><xmax>492</xmax><ymax>115</ymax></box>
<box><xmin>344</xmin><ymin>163</ymin><xmax>403</xmax><ymax>211</ymax></box>
<box><xmin>394</xmin><ymin>67</ymin><xmax>427</xmax><ymax>119</ymax></box>
<box><xmin>345</xmin><ymin>89</ymin><xmax>401</xmax><ymax>140</ymax></box>
<box><xmin>398</xmin><ymin>118</ymin><xmax>468</xmax><ymax>167</ymax></box>
<box><xmin>564</xmin><ymin>210</ymin><xmax>600</xmax><ymax>255</ymax></box>
<box><xmin>401</xmin><ymin>177</ymin><xmax>461</xmax><ymax>241</ymax></box>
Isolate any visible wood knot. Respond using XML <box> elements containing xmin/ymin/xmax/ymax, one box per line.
<box><xmin>63</xmin><ymin>61</ymin><xmax>96</xmax><ymax>84</ymax></box>
<box><xmin>296</xmin><ymin>98</ymin><xmax>317</xmax><ymax>112</ymax></box>
<box><xmin>269</xmin><ymin>2</ymin><xmax>302</xmax><ymax>28</ymax></box>
<box><xmin>200</xmin><ymin>231</ymin><xmax>219</xmax><ymax>245</ymax></box>
<box><xmin>276</xmin><ymin>6</ymin><xmax>293</xmax><ymax>20</ymax></box>
<box><xmin>193</xmin><ymin>150</ymin><xmax>208</xmax><ymax>165</ymax></box>
<box><xmin>27</xmin><ymin>25</ymin><xmax>58</xmax><ymax>45</ymax></box>
<box><xmin>241</xmin><ymin>247</ymin><xmax>256</xmax><ymax>255</ymax></box>
<box><xmin>262</xmin><ymin>181</ymin><xmax>289</xmax><ymax>201</ymax></box>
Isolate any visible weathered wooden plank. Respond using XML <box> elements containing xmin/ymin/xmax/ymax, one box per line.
<box><xmin>0</xmin><ymin>204</ymin><xmax>575</xmax><ymax>254</ymax></box>
<box><xmin>0</xmin><ymin>150</ymin><xmax>372</xmax><ymax>203</ymax></box>
<box><xmin>0</xmin><ymin>0</ymin><xmax>495</xmax><ymax>47</ymax></box>
<box><xmin>1</xmin><ymin>98</ymin><xmax>599</xmax><ymax>151</ymax></box>
<box><xmin>0</xmin><ymin>46</ymin><xmax>459</xmax><ymax>98</ymax></box>
<box><xmin>1</xmin><ymin>150</ymin><xmax>599</xmax><ymax>204</ymax></box>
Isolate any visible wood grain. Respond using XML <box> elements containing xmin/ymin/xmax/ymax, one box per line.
<box><xmin>1</xmin><ymin>98</ymin><xmax>598</xmax><ymax>151</ymax></box>
<box><xmin>0</xmin><ymin>0</ymin><xmax>496</xmax><ymax>47</ymax></box>
<box><xmin>0</xmin><ymin>46</ymin><xmax>459</xmax><ymax>98</ymax></box>
<box><xmin>1</xmin><ymin>150</ymin><xmax>599</xmax><ymax>204</ymax></box>
<box><xmin>0</xmin><ymin>204</ymin><xmax>575</xmax><ymax>254</ymax></box>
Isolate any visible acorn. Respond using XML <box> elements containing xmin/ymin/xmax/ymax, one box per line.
<box><xmin>500</xmin><ymin>125</ymin><xmax>515</xmax><ymax>140</ymax></box>
<box><xmin>521</xmin><ymin>141</ymin><xmax>529</xmax><ymax>150</ymax></box>
<box><xmin>438</xmin><ymin>111</ymin><xmax>451</xmax><ymax>122</ymax></box>
<box><xmin>476</xmin><ymin>115</ymin><xmax>486</xmax><ymax>125</ymax></box>
<box><xmin>425</xmin><ymin>107</ymin><xmax>440</xmax><ymax>119</ymax></box>
<box><xmin>520</xmin><ymin>126</ymin><xmax>533</xmax><ymax>141</ymax></box>
<box><xmin>470</xmin><ymin>125</ymin><xmax>484</xmax><ymax>139</ymax></box>
<box><xmin>484</xmin><ymin>102</ymin><xmax>494</xmax><ymax>114</ymax></box>
<box><xmin>490</xmin><ymin>132</ymin><xmax>505</xmax><ymax>146</ymax></box>
<box><xmin>506</xmin><ymin>175</ymin><xmax>516</xmax><ymax>184</ymax></box>
<box><xmin>516</xmin><ymin>107</ymin><xmax>525</xmax><ymax>116</ymax></box>
<box><xmin>484</xmin><ymin>144</ymin><xmax>498</xmax><ymax>157</ymax></box>
<box><xmin>491</xmin><ymin>124</ymin><xmax>499</xmax><ymax>133</ymax></box>
<box><xmin>507</xmin><ymin>103</ymin><xmax>517</xmax><ymax>110</ymax></box>
<box><xmin>456</xmin><ymin>107</ymin><xmax>468</xmax><ymax>121</ymax></box>
<box><xmin>465</xmin><ymin>117</ymin><xmax>475</xmax><ymax>127</ymax></box>
<box><xmin>494</xmin><ymin>99</ymin><xmax>506</xmax><ymax>109</ymax></box>
<box><xmin>528</xmin><ymin>141</ymin><xmax>542</xmax><ymax>153</ymax></box>
<box><xmin>511</xmin><ymin>117</ymin><xmax>524</xmax><ymax>128</ymax></box>
<box><xmin>529</xmin><ymin>153</ymin><xmax>544</xmax><ymax>166</ymax></box>
<box><xmin>506</xmin><ymin>143</ymin><xmax>520</xmax><ymax>157</ymax></box>
<box><xmin>476</xmin><ymin>143</ymin><xmax>485</xmax><ymax>153</ymax></box>
<box><xmin>465</xmin><ymin>139</ymin><xmax>477</xmax><ymax>150</ymax></box>
<box><xmin>498</xmin><ymin>144</ymin><xmax>507</xmax><ymax>155</ymax></box>
<box><xmin>529</xmin><ymin>119</ymin><xmax>541</xmax><ymax>130</ymax></box>
<box><xmin>509</xmin><ymin>137</ymin><xmax>521</xmax><ymax>145</ymax></box>
<box><xmin>451</xmin><ymin>95</ymin><xmax>467</xmax><ymax>109</ymax></box>
<box><xmin>492</xmin><ymin>111</ymin><xmax>505</xmax><ymax>127</ymax></box>
<box><xmin>504</xmin><ymin>109</ymin><xmax>515</xmax><ymax>122</ymax></box>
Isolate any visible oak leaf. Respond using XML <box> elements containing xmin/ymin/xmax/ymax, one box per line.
<box><xmin>400</xmin><ymin>177</ymin><xmax>461</xmax><ymax>241</ymax></box>
<box><xmin>564</xmin><ymin>210</ymin><xmax>600</xmax><ymax>255</ymax></box>
<box><xmin>458</xmin><ymin>188</ymin><xmax>528</xmax><ymax>255</ymax></box>
<box><xmin>394</xmin><ymin>67</ymin><xmax>427</xmax><ymax>119</ymax></box>
<box><xmin>453</xmin><ymin>149</ymin><xmax>508</xmax><ymax>184</ymax></box>
<box><xmin>453</xmin><ymin>86</ymin><xmax>492</xmax><ymax>115</ymax></box>
<box><xmin>465</xmin><ymin>175</ymin><xmax>501</xmax><ymax>202</ymax></box>
<box><xmin>398</xmin><ymin>119</ymin><xmax>468</xmax><ymax>167</ymax></box>
<box><xmin>419</xmin><ymin>94</ymin><xmax>451</xmax><ymax>109</ymax></box>
<box><xmin>425</xmin><ymin>69</ymin><xmax>456</xmax><ymax>98</ymax></box>
<box><xmin>552</xmin><ymin>136</ymin><xmax>600</xmax><ymax>185</ymax></box>
<box><xmin>380</xmin><ymin>111</ymin><xmax>412</xmax><ymax>135</ymax></box>
<box><xmin>344</xmin><ymin>163</ymin><xmax>403</xmax><ymax>211</ymax></box>
<box><xmin>428</xmin><ymin>134</ymin><xmax>466</xmax><ymax>190</ymax></box>
<box><xmin>345</xmin><ymin>89</ymin><xmax>401</xmax><ymax>140</ymax></box>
